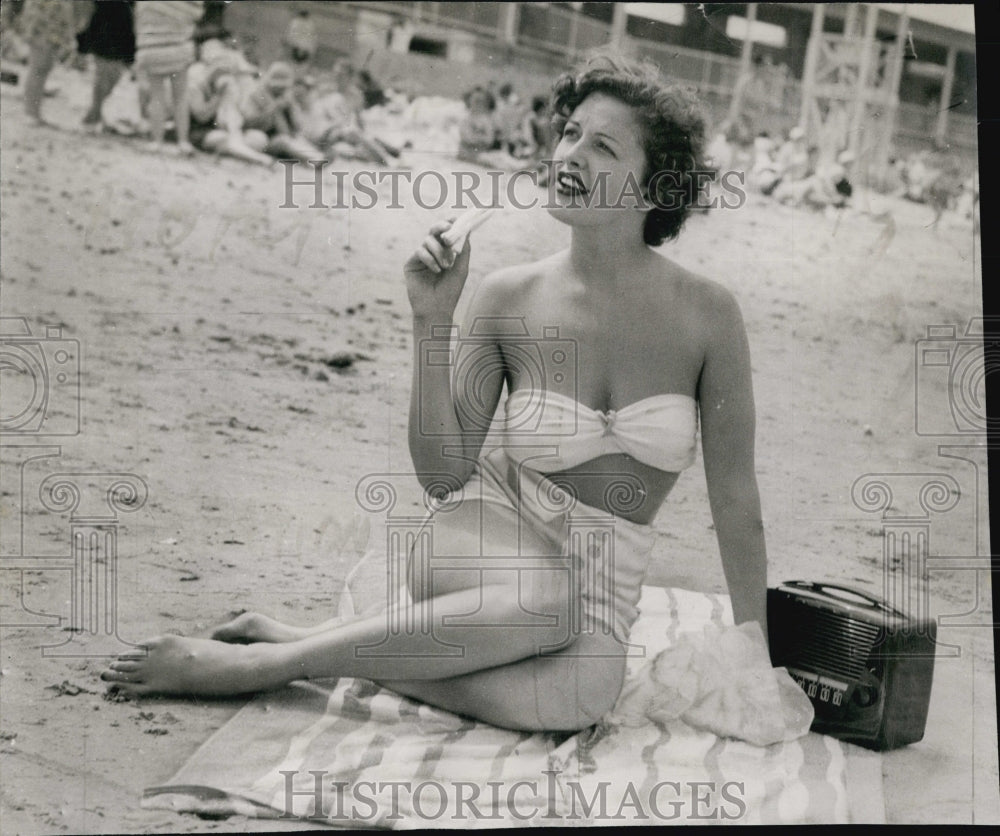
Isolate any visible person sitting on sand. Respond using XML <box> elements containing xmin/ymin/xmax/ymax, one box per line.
<box><xmin>520</xmin><ymin>94</ymin><xmax>555</xmax><ymax>185</ymax></box>
<box><xmin>704</xmin><ymin>119</ymin><xmax>736</xmax><ymax>175</ymax></box>
<box><xmin>235</xmin><ymin>60</ymin><xmax>325</xmax><ymax>163</ymax></box>
<box><xmin>494</xmin><ymin>82</ymin><xmax>529</xmax><ymax>157</ymax></box>
<box><xmin>185</xmin><ymin>38</ymin><xmax>274</xmax><ymax>166</ymax></box>
<box><xmin>457</xmin><ymin>85</ymin><xmax>524</xmax><ymax>171</ymax></box>
<box><xmin>301</xmin><ymin>59</ymin><xmax>403</xmax><ymax>166</ymax></box>
<box><xmin>749</xmin><ymin>132</ymin><xmax>781</xmax><ymax>195</ymax></box>
<box><xmin>521</xmin><ymin>94</ymin><xmax>553</xmax><ymax>161</ymax></box>
<box><xmin>773</xmin><ymin>147</ymin><xmax>852</xmax><ymax>210</ymax></box>
<box><xmin>759</xmin><ymin>125</ymin><xmax>809</xmax><ymax>197</ymax></box>
<box><xmin>103</xmin><ymin>55</ymin><xmax>774</xmax><ymax>736</ymax></box>
<box><xmin>774</xmin><ymin>126</ymin><xmax>810</xmax><ymax>182</ymax></box>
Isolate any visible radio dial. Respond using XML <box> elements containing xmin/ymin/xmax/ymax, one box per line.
<box><xmin>853</xmin><ymin>684</ymin><xmax>878</xmax><ymax>707</ymax></box>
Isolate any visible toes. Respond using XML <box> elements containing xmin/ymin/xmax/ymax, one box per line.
<box><xmin>101</xmin><ymin>669</ymin><xmax>142</xmax><ymax>683</ymax></box>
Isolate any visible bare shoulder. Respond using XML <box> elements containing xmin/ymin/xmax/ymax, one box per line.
<box><xmin>652</xmin><ymin>255</ymin><xmax>746</xmax><ymax>335</ymax></box>
<box><xmin>466</xmin><ymin>252</ymin><xmax>561</xmax><ymax>315</ymax></box>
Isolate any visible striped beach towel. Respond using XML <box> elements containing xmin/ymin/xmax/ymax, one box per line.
<box><xmin>142</xmin><ymin>584</ymin><xmax>884</xmax><ymax>827</ymax></box>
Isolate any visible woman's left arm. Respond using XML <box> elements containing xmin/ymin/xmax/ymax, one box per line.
<box><xmin>697</xmin><ymin>287</ymin><xmax>768</xmax><ymax>632</ymax></box>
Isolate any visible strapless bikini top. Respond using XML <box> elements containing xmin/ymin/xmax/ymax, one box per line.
<box><xmin>502</xmin><ymin>389</ymin><xmax>698</xmax><ymax>474</ymax></box>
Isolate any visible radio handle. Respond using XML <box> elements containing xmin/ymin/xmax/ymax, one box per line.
<box><xmin>780</xmin><ymin>580</ymin><xmax>907</xmax><ymax>618</ymax></box>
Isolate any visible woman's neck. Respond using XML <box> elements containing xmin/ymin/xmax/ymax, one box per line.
<box><xmin>567</xmin><ymin>219</ymin><xmax>651</xmax><ymax>288</ymax></box>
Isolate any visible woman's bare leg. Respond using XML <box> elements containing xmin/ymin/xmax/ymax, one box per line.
<box><xmin>266</xmin><ymin>133</ymin><xmax>327</xmax><ymax>163</ymax></box>
<box><xmin>200</xmin><ymin>128</ymin><xmax>275</xmax><ymax>167</ymax></box>
<box><xmin>208</xmin><ymin>494</ymin><xmax>545</xmax><ymax>644</ymax></box>
<box><xmin>381</xmin><ymin>632</ymin><xmax>627</xmax><ymax>731</ymax></box>
<box><xmin>169</xmin><ymin>68</ymin><xmax>191</xmax><ymax>152</ymax></box>
<box><xmin>23</xmin><ymin>40</ymin><xmax>57</xmax><ymax>123</ymax></box>
<box><xmin>339</xmin><ymin>128</ymin><xmax>390</xmax><ymax>166</ymax></box>
<box><xmin>82</xmin><ymin>56</ymin><xmax>123</xmax><ymax>126</ymax></box>
<box><xmin>145</xmin><ymin>73</ymin><xmax>168</xmax><ymax>145</ymax></box>
<box><xmin>101</xmin><ymin>577</ymin><xmax>575</xmax><ymax>697</ymax></box>
<box><xmin>210</xmin><ymin>610</ymin><xmax>345</xmax><ymax>643</ymax></box>
<box><xmin>101</xmin><ymin>498</ymin><xmax>608</xmax><ymax>731</ymax></box>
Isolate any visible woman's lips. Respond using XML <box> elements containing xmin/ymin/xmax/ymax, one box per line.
<box><xmin>555</xmin><ymin>171</ymin><xmax>589</xmax><ymax>196</ymax></box>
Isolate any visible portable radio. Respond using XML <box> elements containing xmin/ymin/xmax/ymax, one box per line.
<box><xmin>767</xmin><ymin>580</ymin><xmax>937</xmax><ymax>751</ymax></box>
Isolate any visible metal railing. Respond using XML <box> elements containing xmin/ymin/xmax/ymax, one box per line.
<box><xmin>516</xmin><ymin>3</ymin><xmax>611</xmax><ymax>59</ymax></box>
<box><xmin>336</xmin><ymin>2</ymin><xmax>973</xmax><ymax>157</ymax></box>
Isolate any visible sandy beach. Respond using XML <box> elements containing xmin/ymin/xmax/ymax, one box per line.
<box><xmin>0</xmin><ymin>60</ymin><xmax>996</xmax><ymax>830</ymax></box>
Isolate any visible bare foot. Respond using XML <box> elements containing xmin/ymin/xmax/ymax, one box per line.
<box><xmin>100</xmin><ymin>634</ymin><xmax>280</xmax><ymax>697</ymax></box>
<box><xmin>210</xmin><ymin>611</ymin><xmax>308</xmax><ymax>644</ymax></box>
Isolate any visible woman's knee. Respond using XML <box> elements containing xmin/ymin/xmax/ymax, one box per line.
<box><xmin>244</xmin><ymin>129</ymin><xmax>268</xmax><ymax>151</ymax></box>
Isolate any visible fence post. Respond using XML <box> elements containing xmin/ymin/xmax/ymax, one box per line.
<box><xmin>847</xmin><ymin>3</ymin><xmax>880</xmax><ymax>181</ymax></box>
<box><xmin>873</xmin><ymin>7</ymin><xmax>910</xmax><ymax>187</ymax></box>
<box><xmin>726</xmin><ymin>2</ymin><xmax>758</xmax><ymax>125</ymax></box>
<box><xmin>609</xmin><ymin>3</ymin><xmax>626</xmax><ymax>51</ymax></box>
<box><xmin>799</xmin><ymin>3</ymin><xmax>824</xmax><ymax>135</ymax></box>
<box><xmin>935</xmin><ymin>45</ymin><xmax>957</xmax><ymax>146</ymax></box>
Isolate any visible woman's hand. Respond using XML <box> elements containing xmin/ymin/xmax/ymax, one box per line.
<box><xmin>404</xmin><ymin>220</ymin><xmax>472</xmax><ymax>321</ymax></box>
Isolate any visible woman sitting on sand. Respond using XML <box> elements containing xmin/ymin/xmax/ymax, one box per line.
<box><xmin>300</xmin><ymin>59</ymin><xmax>403</xmax><ymax>166</ymax></box>
<box><xmin>103</xmin><ymin>56</ymin><xmax>769</xmax><ymax>733</ymax></box>
<box><xmin>185</xmin><ymin>38</ymin><xmax>274</xmax><ymax>166</ymax></box>
<box><xmin>233</xmin><ymin>60</ymin><xmax>325</xmax><ymax>163</ymax></box>
<box><xmin>457</xmin><ymin>85</ymin><xmax>526</xmax><ymax>171</ymax></box>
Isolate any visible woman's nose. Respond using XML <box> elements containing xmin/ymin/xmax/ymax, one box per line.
<box><xmin>561</xmin><ymin>137</ymin><xmax>585</xmax><ymax>170</ymax></box>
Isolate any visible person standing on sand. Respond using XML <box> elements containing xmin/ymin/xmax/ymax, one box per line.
<box><xmin>76</xmin><ymin>0</ymin><xmax>136</xmax><ymax>133</ymax></box>
<box><xmin>19</xmin><ymin>0</ymin><xmax>88</xmax><ymax>126</ymax></box>
<box><xmin>133</xmin><ymin>0</ymin><xmax>202</xmax><ymax>153</ymax></box>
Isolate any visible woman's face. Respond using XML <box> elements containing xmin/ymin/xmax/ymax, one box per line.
<box><xmin>547</xmin><ymin>92</ymin><xmax>650</xmax><ymax>225</ymax></box>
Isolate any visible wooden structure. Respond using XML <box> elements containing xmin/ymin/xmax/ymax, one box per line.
<box><xmin>796</xmin><ymin>4</ymin><xmax>911</xmax><ymax>184</ymax></box>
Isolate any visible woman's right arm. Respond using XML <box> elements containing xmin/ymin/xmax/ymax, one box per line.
<box><xmin>405</xmin><ymin>222</ymin><xmax>504</xmax><ymax>490</ymax></box>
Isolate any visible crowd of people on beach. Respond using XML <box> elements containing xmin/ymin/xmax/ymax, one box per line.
<box><xmin>1</xmin><ymin>0</ymin><xmax>417</xmax><ymax>167</ymax></box>
<box><xmin>707</xmin><ymin>121</ymin><xmax>855</xmax><ymax>212</ymax></box>
<box><xmin>704</xmin><ymin>116</ymin><xmax>977</xmax><ymax>226</ymax></box>
<box><xmin>0</xmin><ymin>0</ymin><xmax>552</xmax><ymax>174</ymax></box>
<box><xmin>456</xmin><ymin>82</ymin><xmax>554</xmax><ymax>174</ymax></box>
<box><xmin>1</xmin><ymin>0</ymin><xmax>976</xmax><ymax>224</ymax></box>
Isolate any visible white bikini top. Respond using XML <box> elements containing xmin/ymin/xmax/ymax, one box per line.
<box><xmin>502</xmin><ymin>389</ymin><xmax>698</xmax><ymax>474</ymax></box>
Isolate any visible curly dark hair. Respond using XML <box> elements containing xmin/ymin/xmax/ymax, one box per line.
<box><xmin>551</xmin><ymin>54</ymin><xmax>707</xmax><ymax>246</ymax></box>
